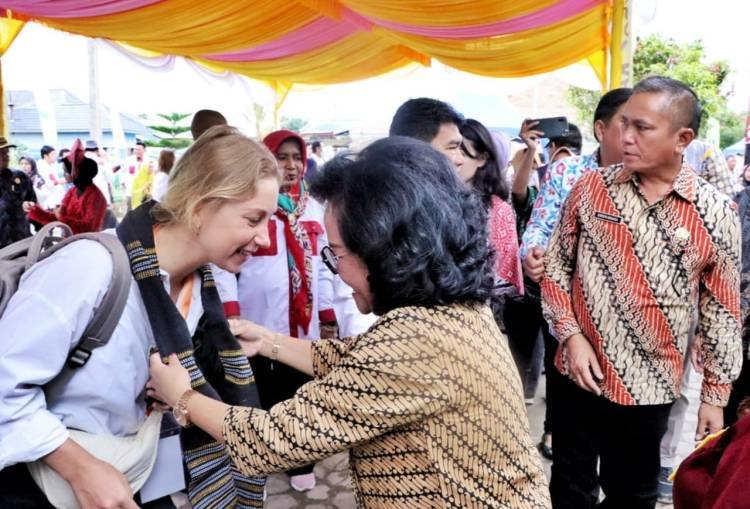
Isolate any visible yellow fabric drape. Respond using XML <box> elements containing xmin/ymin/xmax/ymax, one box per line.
<box><xmin>6</xmin><ymin>1</ymin><xmax>615</xmax><ymax>91</ymax></box>
<box><xmin>340</xmin><ymin>0</ymin><xmax>560</xmax><ymax>26</ymax></box>
<box><xmin>374</xmin><ymin>4</ymin><xmax>610</xmax><ymax>80</ymax></box>
<box><xmin>0</xmin><ymin>17</ymin><xmax>25</xmax><ymax>55</ymax></box>
<box><xmin>1</xmin><ymin>17</ymin><xmax>25</xmax><ymax>137</ymax></box>
<box><xmin>191</xmin><ymin>4</ymin><xmax>609</xmax><ymax>85</ymax></box>
<box><xmin>195</xmin><ymin>32</ymin><xmax>416</xmax><ymax>84</ymax></box>
<box><xmin>38</xmin><ymin>0</ymin><xmax>320</xmax><ymax>55</ymax></box>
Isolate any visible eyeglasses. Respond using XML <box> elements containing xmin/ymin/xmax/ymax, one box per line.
<box><xmin>321</xmin><ymin>245</ymin><xmax>345</xmax><ymax>275</ymax></box>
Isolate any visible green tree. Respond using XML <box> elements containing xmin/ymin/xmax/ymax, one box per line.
<box><xmin>566</xmin><ymin>34</ymin><xmax>736</xmax><ymax>142</ymax></box>
<box><xmin>148</xmin><ymin>112</ymin><xmax>191</xmax><ymax>141</ymax></box>
<box><xmin>280</xmin><ymin>116</ymin><xmax>308</xmax><ymax>133</ymax></box>
<box><xmin>717</xmin><ymin>108</ymin><xmax>745</xmax><ymax>149</ymax></box>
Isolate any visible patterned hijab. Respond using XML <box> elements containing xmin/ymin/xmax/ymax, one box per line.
<box><xmin>262</xmin><ymin>130</ymin><xmax>314</xmax><ymax>336</ymax></box>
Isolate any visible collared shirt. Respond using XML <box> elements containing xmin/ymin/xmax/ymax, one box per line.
<box><xmin>520</xmin><ymin>151</ymin><xmax>600</xmax><ymax>258</ymax></box>
<box><xmin>684</xmin><ymin>140</ymin><xmax>734</xmax><ymax>197</ymax></box>
<box><xmin>541</xmin><ymin>163</ymin><xmax>742</xmax><ymax>406</ymax></box>
<box><xmin>0</xmin><ymin>232</ymin><xmax>203</xmax><ymax>468</ymax></box>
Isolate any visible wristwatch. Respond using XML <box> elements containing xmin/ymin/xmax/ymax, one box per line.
<box><xmin>173</xmin><ymin>389</ymin><xmax>197</xmax><ymax>427</ymax></box>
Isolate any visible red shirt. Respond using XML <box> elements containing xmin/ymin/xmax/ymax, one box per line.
<box><xmin>29</xmin><ymin>184</ymin><xmax>107</xmax><ymax>234</ymax></box>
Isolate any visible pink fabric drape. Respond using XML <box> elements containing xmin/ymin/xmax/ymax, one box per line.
<box><xmin>203</xmin><ymin>0</ymin><xmax>605</xmax><ymax>62</ymax></box>
<box><xmin>207</xmin><ymin>18</ymin><xmax>356</xmax><ymax>62</ymax></box>
<box><xmin>0</xmin><ymin>0</ymin><xmax>163</xmax><ymax>18</ymax></box>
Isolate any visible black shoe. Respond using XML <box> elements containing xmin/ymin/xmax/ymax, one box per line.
<box><xmin>538</xmin><ymin>435</ymin><xmax>553</xmax><ymax>460</ymax></box>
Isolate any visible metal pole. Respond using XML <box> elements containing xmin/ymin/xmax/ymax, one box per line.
<box><xmin>88</xmin><ymin>38</ymin><xmax>102</xmax><ymax>144</ymax></box>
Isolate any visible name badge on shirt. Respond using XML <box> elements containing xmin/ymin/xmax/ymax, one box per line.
<box><xmin>594</xmin><ymin>211</ymin><xmax>622</xmax><ymax>224</ymax></box>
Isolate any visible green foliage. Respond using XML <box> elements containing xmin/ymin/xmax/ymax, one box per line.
<box><xmin>566</xmin><ymin>34</ymin><xmax>737</xmax><ymax>141</ymax></box>
<box><xmin>280</xmin><ymin>116</ymin><xmax>308</xmax><ymax>133</ymax></box>
<box><xmin>148</xmin><ymin>112</ymin><xmax>191</xmax><ymax>140</ymax></box>
<box><xmin>144</xmin><ymin>138</ymin><xmax>191</xmax><ymax>149</ymax></box>
<box><xmin>717</xmin><ymin>109</ymin><xmax>745</xmax><ymax>149</ymax></box>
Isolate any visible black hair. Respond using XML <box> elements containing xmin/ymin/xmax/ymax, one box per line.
<box><xmin>388</xmin><ymin>98</ymin><xmax>464</xmax><ymax>143</ymax></box>
<box><xmin>191</xmin><ymin>109</ymin><xmax>228</xmax><ymax>140</ymax></box>
<box><xmin>632</xmin><ymin>75</ymin><xmax>702</xmax><ymax>133</ymax></box>
<box><xmin>19</xmin><ymin>155</ymin><xmax>39</xmax><ymax>177</ymax></box>
<box><xmin>309</xmin><ymin>136</ymin><xmax>494</xmax><ymax>315</ymax></box>
<box><xmin>40</xmin><ymin>145</ymin><xmax>55</xmax><ymax>158</ymax></box>
<box><xmin>311</xmin><ymin>141</ymin><xmax>322</xmax><ymax>152</ymax></box>
<box><xmin>593</xmin><ymin>87</ymin><xmax>633</xmax><ymax>142</ymax></box>
<box><xmin>548</xmin><ymin>123</ymin><xmax>582</xmax><ymax>154</ymax></box>
<box><xmin>135</xmin><ymin>141</ymin><xmax>146</xmax><ymax>149</ymax></box>
<box><xmin>459</xmin><ymin>118</ymin><xmax>510</xmax><ymax>205</ymax></box>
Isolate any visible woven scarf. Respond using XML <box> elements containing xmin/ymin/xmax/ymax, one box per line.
<box><xmin>116</xmin><ymin>201</ymin><xmax>265</xmax><ymax>508</ymax></box>
<box><xmin>276</xmin><ymin>185</ymin><xmax>314</xmax><ymax>336</ymax></box>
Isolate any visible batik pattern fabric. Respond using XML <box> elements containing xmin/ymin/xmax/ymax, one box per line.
<box><xmin>734</xmin><ymin>187</ymin><xmax>750</xmax><ymax>358</ymax></box>
<box><xmin>223</xmin><ymin>304</ymin><xmax>551</xmax><ymax>509</ymax></box>
<box><xmin>684</xmin><ymin>140</ymin><xmax>734</xmax><ymax>198</ymax></box>
<box><xmin>488</xmin><ymin>196</ymin><xmax>523</xmax><ymax>294</ymax></box>
<box><xmin>542</xmin><ymin>163</ymin><xmax>743</xmax><ymax>407</ymax></box>
<box><xmin>520</xmin><ymin>151</ymin><xmax>600</xmax><ymax>258</ymax></box>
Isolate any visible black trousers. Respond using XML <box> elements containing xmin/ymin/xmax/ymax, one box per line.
<box><xmin>0</xmin><ymin>463</ymin><xmax>175</xmax><ymax>508</ymax></box>
<box><xmin>250</xmin><ymin>355</ymin><xmax>315</xmax><ymax>477</ymax></box>
<box><xmin>503</xmin><ymin>296</ymin><xmax>545</xmax><ymax>399</ymax></box>
<box><xmin>550</xmin><ymin>376</ymin><xmax>672</xmax><ymax>509</ymax></box>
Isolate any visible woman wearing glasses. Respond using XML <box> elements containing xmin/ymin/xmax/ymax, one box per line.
<box><xmin>149</xmin><ymin>136</ymin><xmax>550</xmax><ymax>508</ymax></box>
<box><xmin>211</xmin><ymin>129</ymin><xmax>344</xmax><ymax>492</ymax></box>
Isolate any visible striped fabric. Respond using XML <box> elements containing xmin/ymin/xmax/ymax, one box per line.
<box><xmin>223</xmin><ymin>303</ymin><xmax>551</xmax><ymax>508</ymax></box>
<box><xmin>542</xmin><ymin>163</ymin><xmax>743</xmax><ymax>406</ymax></box>
<box><xmin>117</xmin><ymin>201</ymin><xmax>266</xmax><ymax>508</ymax></box>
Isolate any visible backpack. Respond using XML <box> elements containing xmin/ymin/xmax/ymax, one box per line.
<box><xmin>0</xmin><ymin>221</ymin><xmax>131</xmax><ymax>369</ymax></box>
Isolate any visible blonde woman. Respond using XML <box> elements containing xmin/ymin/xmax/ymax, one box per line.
<box><xmin>149</xmin><ymin>137</ymin><xmax>551</xmax><ymax>508</ymax></box>
<box><xmin>0</xmin><ymin>126</ymin><xmax>280</xmax><ymax>509</ymax></box>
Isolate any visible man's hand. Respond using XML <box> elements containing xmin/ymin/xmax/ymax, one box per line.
<box><xmin>44</xmin><ymin>439</ymin><xmax>138</xmax><ymax>509</ymax></box>
<box><xmin>689</xmin><ymin>335</ymin><xmax>704</xmax><ymax>373</ymax></box>
<box><xmin>564</xmin><ymin>333</ymin><xmax>603</xmax><ymax>395</ymax></box>
<box><xmin>696</xmin><ymin>402</ymin><xmax>724</xmax><ymax>441</ymax></box>
<box><xmin>519</xmin><ymin>119</ymin><xmax>543</xmax><ymax>150</ymax></box>
<box><xmin>523</xmin><ymin>247</ymin><xmax>546</xmax><ymax>282</ymax></box>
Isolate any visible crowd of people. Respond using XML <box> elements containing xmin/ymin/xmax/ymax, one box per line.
<box><xmin>0</xmin><ymin>75</ymin><xmax>749</xmax><ymax>509</ymax></box>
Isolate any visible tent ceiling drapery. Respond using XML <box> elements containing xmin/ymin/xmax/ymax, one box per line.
<box><xmin>1</xmin><ymin>1</ymin><xmax>622</xmax><ymax>84</ymax></box>
<box><xmin>0</xmin><ymin>1</ymin><xmax>626</xmax><ymax>134</ymax></box>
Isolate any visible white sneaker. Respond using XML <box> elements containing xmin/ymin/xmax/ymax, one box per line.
<box><xmin>290</xmin><ymin>473</ymin><xmax>316</xmax><ymax>492</ymax></box>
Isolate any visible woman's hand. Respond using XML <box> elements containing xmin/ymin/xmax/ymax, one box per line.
<box><xmin>22</xmin><ymin>201</ymin><xmax>35</xmax><ymax>213</ymax></box>
<box><xmin>229</xmin><ymin>318</ymin><xmax>270</xmax><ymax>357</ymax></box>
<box><xmin>147</xmin><ymin>353</ymin><xmax>192</xmax><ymax>407</ymax></box>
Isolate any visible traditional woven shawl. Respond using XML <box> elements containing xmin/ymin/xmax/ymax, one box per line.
<box><xmin>116</xmin><ymin>201</ymin><xmax>265</xmax><ymax>508</ymax></box>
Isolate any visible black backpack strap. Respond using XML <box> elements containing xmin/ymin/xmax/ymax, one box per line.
<box><xmin>40</xmin><ymin>231</ymin><xmax>131</xmax><ymax>369</ymax></box>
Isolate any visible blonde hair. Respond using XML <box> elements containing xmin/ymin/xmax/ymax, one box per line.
<box><xmin>152</xmin><ymin>125</ymin><xmax>280</xmax><ymax>229</ymax></box>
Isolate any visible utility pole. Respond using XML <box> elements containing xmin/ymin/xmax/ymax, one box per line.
<box><xmin>745</xmin><ymin>95</ymin><xmax>750</xmax><ymax>166</ymax></box>
<box><xmin>88</xmin><ymin>38</ymin><xmax>102</xmax><ymax>144</ymax></box>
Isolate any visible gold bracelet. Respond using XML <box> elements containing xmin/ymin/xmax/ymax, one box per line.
<box><xmin>270</xmin><ymin>333</ymin><xmax>281</xmax><ymax>361</ymax></box>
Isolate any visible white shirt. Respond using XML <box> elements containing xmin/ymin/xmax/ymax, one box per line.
<box><xmin>332</xmin><ymin>276</ymin><xmax>377</xmax><ymax>337</ymax></box>
<box><xmin>152</xmin><ymin>171</ymin><xmax>170</xmax><ymax>202</ymax></box>
<box><xmin>0</xmin><ymin>232</ymin><xmax>203</xmax><ymax>468</ymax></box>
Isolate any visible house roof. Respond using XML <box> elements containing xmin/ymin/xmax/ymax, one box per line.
<box><xmin>7</xmin><ymin>89</ymin><xmax>152</xmax><ymax>136</ymax></box>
